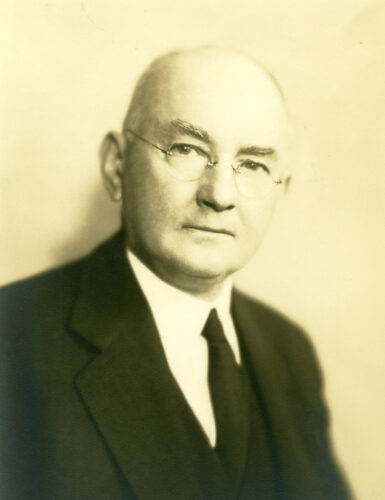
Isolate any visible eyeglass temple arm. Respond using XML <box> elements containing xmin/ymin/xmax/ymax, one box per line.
<box><xmin>124</xmin><ymin>128</ymin><xmax>169</xmax><ymax>155</ymax></box>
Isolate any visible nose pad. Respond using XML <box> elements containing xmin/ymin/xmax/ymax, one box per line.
<box><xmin>196</xmin><ymin>161</ymin><xmax>237</xmax><ymax>211</ymax></box>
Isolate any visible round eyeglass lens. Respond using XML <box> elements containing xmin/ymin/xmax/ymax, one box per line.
<box><xmin>234</xmin><ymin>163</ymin><xmax>277</xmax><ymax>198</ymax></box>
<box><xmin>166</xmin><ymin>144</ymin><xmax>207</xmax><ymax>181</ymax></box>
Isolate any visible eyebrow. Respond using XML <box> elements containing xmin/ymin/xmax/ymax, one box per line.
<box><xmin>161</xmin><ymin>118</ymin><xmax>276</xmax><ymax>156</ymax></box>
<box><xmin>237</xmin><ymin>145</ymin><xmax>276</xmax><ymax>156</ymax></box>
<box><xmin>164</xmin><ymin>119</ymin><xmax>210</xmax><ymax>143</ymax></box>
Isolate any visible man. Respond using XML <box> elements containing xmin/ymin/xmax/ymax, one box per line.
<box><xmin>0</xmin><ymin>47</ymin><xmax>350</xmax><ymax>499</ymax></box>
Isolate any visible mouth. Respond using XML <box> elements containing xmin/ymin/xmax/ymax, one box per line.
<box><xmin>183</xmin><ymin>225</ymin><xmax>235</xmax><ymax>237</ymax></box>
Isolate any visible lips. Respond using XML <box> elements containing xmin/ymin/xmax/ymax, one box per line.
<box><xmin>183</xmin><ymin>224</ymin><xmax>235</xmax><ymax>236</ymax></box>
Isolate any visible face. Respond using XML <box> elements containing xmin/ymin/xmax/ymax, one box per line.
<box><xmin>118</xmin><ymin>51</ymin><xmax>288</xmax><ymax>294</ymax></box>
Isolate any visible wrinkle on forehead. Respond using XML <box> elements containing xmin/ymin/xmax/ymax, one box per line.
<box><xmin>123</xmin><ymin>46</ymin><xmax>287</xmax><ymax>134</ymax></box>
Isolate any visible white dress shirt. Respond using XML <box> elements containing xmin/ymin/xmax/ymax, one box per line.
<box><xmin>127</xmin><ymin>251</ymin><xmax>241</xmax><ymax>446</ymax></box>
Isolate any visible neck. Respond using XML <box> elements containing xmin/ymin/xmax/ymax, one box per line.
<box><xmin>159</xmin><ymin>273</ymin><xmax>227</xmax><ymax>302</ymax></box>
<box><xmin>127</xmin><ymin>249</ymin><xmax>230</xmax><ymax>303</ymax></box>
<box><xmin>148</xmin><ymin>262</ymin><xmax>228</xmax><ymax>302</ymax></box>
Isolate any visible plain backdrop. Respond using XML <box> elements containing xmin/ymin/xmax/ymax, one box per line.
<box><xmin>1</xmin><ymin>1</ymin><xmax>384</xmax><ymax>498</ymax></box>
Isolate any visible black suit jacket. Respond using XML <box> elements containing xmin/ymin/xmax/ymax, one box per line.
<box><xmin>0</xmin><ymin>232</ymin><xmax>350</xmax><ymax>499</ymax></box>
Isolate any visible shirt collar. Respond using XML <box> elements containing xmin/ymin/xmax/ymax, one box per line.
<box><xmin>127</xmin><ymin>250</ymin><xmax>233</xmax><ymax>333</ymax></box>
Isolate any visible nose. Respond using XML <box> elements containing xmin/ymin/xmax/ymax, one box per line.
<box><xmin>196</xmin><ymin>161</ymin><xmax>237</xmax><ymax>212</ymax></box>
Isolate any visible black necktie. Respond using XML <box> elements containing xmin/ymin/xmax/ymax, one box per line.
<box><xmin>202</xmin><ymin>308</ymin><xmax>249</xmax><ymax>482</ymax></box>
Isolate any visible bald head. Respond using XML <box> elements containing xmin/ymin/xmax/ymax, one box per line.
<box><xmin>123</xmin><ymin>47</ymin><xmax>286</xmax><ymax>135</ymax></box>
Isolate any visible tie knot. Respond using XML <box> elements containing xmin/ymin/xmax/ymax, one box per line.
<box><xmin>201</xmin><ymin>309</ymin><xmax>227</xmax><ymax>344</ymax></box>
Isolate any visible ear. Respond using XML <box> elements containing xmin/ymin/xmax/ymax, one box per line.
<box><xmin>100</xmin><ymin>131</ymin><xmax>126</xmax><ymax>202</ymax></box>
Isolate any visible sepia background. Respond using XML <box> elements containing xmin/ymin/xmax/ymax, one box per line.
<box><xmin>1</xmin><ymin>1</ymin><xmax>384</xmax><ymax>498</ymax></box>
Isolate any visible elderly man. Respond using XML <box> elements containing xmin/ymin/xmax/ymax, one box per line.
<box><xmin>0</xmin><ymin>47</ymin><xmax>350</xmax><ymax>499</ymax></box>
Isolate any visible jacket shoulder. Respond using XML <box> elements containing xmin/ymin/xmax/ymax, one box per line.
<box><xmin>233</xmin><ymin>289</ymin><xmax>321</xmax><ymax>380</ymax></box>
<box><xmin>233</xmin><ymin>288</ymin><xmax>308</xmax><ymax>340</ymax></box>
<box><xmin>0</xmin><ymin>232</ymin><xmax>123</xmax><ymax>344</ymax></box>
<box><xmin>0</xmin><ymin>258</ymin><xmax>87</xmax><ymax>344</ymax></box>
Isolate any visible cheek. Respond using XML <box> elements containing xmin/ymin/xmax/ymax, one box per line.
<box><xmin>238</xmin><ymin>198</ymin><xmax>278</xmax><ymax>253</ymax></box>
<box><xmin>122</xmin><ymin>177</ymin><xmax>167</xmax><ymax>242</ymax></box>
<box><xmin>122</xmin><ymin>163</ymin><xmax>196</xmax><ymax>245</ymax></box>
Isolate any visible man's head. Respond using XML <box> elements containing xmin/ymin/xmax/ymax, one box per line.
<box><xmin>101</xmin><ymin>47</ymin><xmax>289</xmax><ymax>298</ymax></box>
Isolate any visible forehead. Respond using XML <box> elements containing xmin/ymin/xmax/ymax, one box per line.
<box><xmin>140</xmin><ymin>51</ymin><xmax>287</xmax><ymax>148</ymax></box>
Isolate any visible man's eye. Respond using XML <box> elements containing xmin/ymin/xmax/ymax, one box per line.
<box><xmin>238</xmin><ymin>159</ymin><xmax>270</xmax><ymax>174</ymax></box>
<box><xmin>169</xmin><ymin>143</ymin><xmax>200</xmax><ymax>156</ymax></box>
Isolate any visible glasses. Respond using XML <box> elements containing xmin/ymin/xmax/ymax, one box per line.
<box><xmin>124</xmin><ymin>128</ymin><xmax>283</xmax><ymax>198</ymax></box>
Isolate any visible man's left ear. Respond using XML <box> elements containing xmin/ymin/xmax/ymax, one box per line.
<box><xmin>100</xmin><ymin>131</ymin><xmax>126</xmax><ymax>202</ymax></box>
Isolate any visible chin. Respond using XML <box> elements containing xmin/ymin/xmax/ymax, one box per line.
<box><xmin>169</xmin><ymin>250</ymin><xmax>239</xmax><ymax>281</ymax></box>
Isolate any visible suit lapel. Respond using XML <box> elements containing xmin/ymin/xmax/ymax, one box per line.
<box><xmin>231</xmin><ymin>293</ymin><xmax>279</xmax><ymax>498</ymax></box>
<box><xmin>70</xmin><ymin>234</ymin><xmax>228</xmax><ymax>499</ymax></box>
<box><xmin>232</xmin><ymin>291</ymin><xmax>321</xmax><ymax>498</ymax></box>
